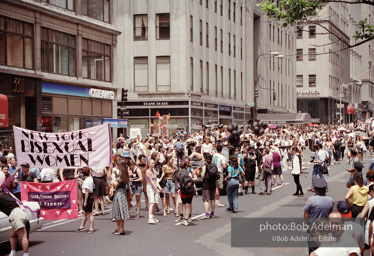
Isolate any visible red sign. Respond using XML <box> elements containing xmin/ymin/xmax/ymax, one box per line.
<box><xmin>0</xmin><ymin>94</ymin><xmax>9</xmax><ymax>127</ymax></box>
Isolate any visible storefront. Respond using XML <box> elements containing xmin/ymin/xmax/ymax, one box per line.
<box><xmin>0</xmin><ymin>72</ymin><xmax>42</xmax><ymax>147</ymax></box>
<box><xmin>41</xmin><ymin>82</ymin><xmax>115</xmax><ymax>133</ymax></box>
<box><xmin>123</xmin><ymin>96</ymin><xmax>252</xmax><ymax>137</ymax></box>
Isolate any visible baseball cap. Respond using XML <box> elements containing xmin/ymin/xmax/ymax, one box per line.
<box><xmin>354</xmin><ymin>162</ymin><xmax>364</xmax><ymax>171</ymax></box>
<box><xmin>20</xmin><ymin>162</ymin><xmax>30</xmax><ymax>168</ymax></box>
<box><xmin>219</xmin><ymin>124</ymin><xmax>224</xmax><ymax>128</ymax></box>
<box><xmin>312</xmin><ymin>178</ymin><xmax>327</xmax><ymax>188</ymax></box>
<box><xmin>121</xmin><ymin>151</ymin><xmax>130</xmax><ymax>158</ymax></box>
<box><xmin>337</xmin><ymin>201</ymin><xmax>352</xmax><ymax>219</ymax></box>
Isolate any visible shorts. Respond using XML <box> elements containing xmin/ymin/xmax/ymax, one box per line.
<box><xmin>9</xmin><ymin>207</ymin><xmax>27</xmax><ymax>231</ymax></box>
<box><xmin>216</xmin><ymin>172</ymin><xmax>224</xmax><ymax>190</ymax></box>
<box><xmin>245</xmin><ymin>166</ymin><xmax>256</xmax><ymax>182</ymax></box>
<box><xmin>181</xmin><ymin>196</ymin><xmax>193</xmax><ymax>204</ymax></box>
<box><xmin>130</xmin><ymin>182</ymin><xmax>143</xmax><ymax>195</ymax></box>
<box><xmin>273</xmin><ymin>166</ymin><xmax>282</xmax><ymax>175</ymax></box>
<box><xmin>146</xmin><ymin>184</ymin><xmax>159</xmax><ymax>204</ymax></box>
<box><xmin>83</xmin><ymin>194</ymin><xmax>94</xmax><ymax>213</ymax></box>
<box><xmin>93</xmin><ymin>177</ymin><xmax>105</xmax><ymax>196</ymax></box>
<box><xmin>163</xmin><ymin>179</ymin><xmax>176</xmax><ymax>194</ymax></box>
<box><xmin>202</xmin><ymin>189</ymin><xmax>215</xmax><ymax>202</ymax></box>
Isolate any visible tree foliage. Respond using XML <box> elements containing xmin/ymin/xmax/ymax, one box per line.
<box><xmin>259</xmin><ymin>0</ymin><xmax>374</xmax><ymax>48</ymax></box>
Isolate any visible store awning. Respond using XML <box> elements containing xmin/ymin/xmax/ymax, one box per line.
<box><xmin>257</xmin><ymin>113</ymin><xmax>312</xmax><ymax>125</ymax></box>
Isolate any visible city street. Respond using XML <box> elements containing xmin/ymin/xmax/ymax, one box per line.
<box><xmin>0</xmin><ymin>149</ymin><xmax>370</xmax><ymax>256</ymax></box>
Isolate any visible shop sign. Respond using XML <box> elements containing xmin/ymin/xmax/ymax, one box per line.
<box><xmin>89</xmin><ymin>88</ymin><xmax>115</xmax><ymax>100</ymax></box>
<box><xmin>13</xmin><ymin>77</ymin><xmax>25</xmax><ymax>93</ymax></box>
<box><xmin>103</xmin><ymin>119</ymin><xmax>128</xmax><ymax>128</ymax></box>
<box><xmin>130</xmin><ymin>125</ymin><xmax>145</xmax><ymax>128</ymax></box>
<box><xmin>192</xmin><ymin>101</ymin><xmax>202</xmax><ymax>107</ymax></box>
<box><xmin>204</xmin><ymin>103</ymin><xmax>217</xmax><ymax>108</ymax></box>
<box><xmin>0</xmin><ymin>94</ymin><xmax>9</xmax><ymax>127</ymax></box>
<box><xmin>296</xmin><ymin>90</ymin><xmax>320</xmax><ymax>96</ymax></box>
<box><xmin>143</xmin><ymin>101</ymin><xmax>168</xmax><ymax>106</ymax></box>
<box><xmin>219</xmin><ymin>105</ymin><xmax>231</xmax><ymax>112</ymax></box>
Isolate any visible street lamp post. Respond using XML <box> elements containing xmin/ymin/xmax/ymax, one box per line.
<box><xmin>254</xmin><ymin>52</ymin><xmax>282</xmax><ymax>120</ymax></box>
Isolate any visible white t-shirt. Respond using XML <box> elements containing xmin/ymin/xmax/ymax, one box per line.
<box><xmin>212</xmin><ymin>153</ymin><xmax>226</xmax><ymax>173</ymax></box>
<box><xmin>82</xmin><ymin>176</ymin><xmax>94</xmax><ymax>194</ymax></box>
<box><xmin>40</xmin><ymin>168</ymin><xmax>56</xmax><ymax>182</ymax></box>
<box><xmin>137</xmin><ymin>143</ymin><xmax>146</xmax><ymax>156</ymax></box>
<box><xmin>91</xmin><ymin>167</ymin><xmax>105</xmax><ymax>178</ymax></box>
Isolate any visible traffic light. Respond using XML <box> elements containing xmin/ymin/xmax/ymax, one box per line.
<box><xmin>334</xmin><ymin>103</ymin><xmax>337</xmax><ymax>110</ymax></box>
<box><xmin>254</xmin><ymin>89</ymin><xmax>259</xmax><ymax>98</ymax></box>
<box><xmin>121</xmin><ymin>88</ymin><xmax>128</xmax><ymax>104</ymax></box>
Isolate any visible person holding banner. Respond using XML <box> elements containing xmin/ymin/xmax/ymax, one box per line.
<box><xmin>77</xmin><ymin>167</ymin><xmax>95</xmax><ymax>234</ymax></box>
<box><xmin>0</xmin><ymin>187</ymin><xmax>29</xmax><ymax>256</ymax></box>
<box><xmin>111</xmin><ymin>159</ymin><xmax>130</xmax><ymax>235</ymax></box>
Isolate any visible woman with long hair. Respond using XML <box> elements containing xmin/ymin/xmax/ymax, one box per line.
<box><xmin>160</xmin><ymin>155</ymin><xmax>177</xmax><ymax>215</ymax></box>
<box><xmin>146</xmin><ymin>158</ymin><xmax>163</xmax><ymax>224</ymax></box>
<box><xmin>110</xmin><ymin>159</ymin><xmax>130</xmax><ymax>235</ymax></box>
<box><xmin>224</xmin><ymin>155</ymin><xmax>244</xmax><ymax>213</ymax></box>
<box><xmin>345</xmin><ymin>172</ymin><xmax>369</xmax><ymax>218</ymax></box>
<box><xmin>128</xmin><ymin>159</ymin><xmax>143</xmax><ymax>219</ymax></box>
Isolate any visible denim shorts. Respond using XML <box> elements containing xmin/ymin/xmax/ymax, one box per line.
<box><xmin>130</xmin><ymin>182</ymin><xmax>143</xmax><ymax>195</ymax></box>
<box><xmin>163</xmin><ymin>179</ymin><xmax>175</xmax><ymax>194</ymax></box>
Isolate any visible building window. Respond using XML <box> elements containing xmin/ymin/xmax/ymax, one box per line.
<box><xmin>156</xmin><ymin>14</ymin><xmax>170</xmax><ymax>40</ymax></box>
<box><xmin>41</xmin><ymin>0</ymin><xmax>74</xmax><ymax>10</ymax></box>
<box><xmin>309</xmin><ymin>74</ymin><xmax>316</xmax><ymax>87</ymax></box>
<box><xmin>228</xmin><ymin>0</ymin><xmax>231</xmax><ymax>20</ymax></box>
<box><xmin>200</xmin><ymin>60</ymin><xmax>203</xmax><ymax>93</ymax></box>
<box><xmin>228</xmin><ymin>32</ymin><xmax>231</xmax><ymax>55</ymax></box>
<box><xmin>0</xmin><ymin>16</ymin><xmax>34</xmax><ymax>69</ymax></box>
<box><xmin>206</xmin><ymin>23</ymin><xmax>209</xmax><ymax>48</ymax></box>
<box><xmin>134</xmin><ymin>57</ymin><xmax>148</xmax><ymax>92</ymax></box>
<box><xmin>200</xmin><ymin>0</ymin><xmax>202</xmax><ymax>5</ymax></box>
<box><xmin>233</xmin><ymin>35</ymin><xmax>236</xmax><ymax>57</ymax></box>
<box><xmin>213</xmin><ymin>27</ymin><xmax>217</xmax><ymax>51</ymax></box>
<box><xmin>190</xmin><ymin>57</ymin><xmax>194</xmax><ymax>91</ymax></box>
<box><xmin>220</xmin><ymin>0</ymin><xmax>223</xmax><ymax>16</ymax></box>
<box><xmin>240</xmin><ymin>38</ymin><xmax>242</xmax><ymax>60</ymax></box>
<box><xmin>200</xmin><ymin>20</ymin><xmax>203</xmax><ymax>46</ymax></box>
<box><xmin>41</xmin><ymin>27</ymin><xmax>75</xmax><ymax>76</ymax></box>
<box><xmin>190</xmin><ymin>16</ymin><xmax>193</xmax><ymax>43</ymax></box>
<box><xmin>296</xmin><ymin>26</ymin><xmax>302</xmax><ymax>38</ymax></box>
<box><xmin>215</xmin><ymin>0</ymin><xmax>217</xmax><ymax>13</ymax></box>
<box><xmin>82</xmin><ymin>0</ymin><xmax>110</xmax><ymax>22</ymax></box>
<box><xmin>241</xmin><ymin>72</ymin><xmax>243</xmax><ymax>101</ymax></box>
<box><xmin>215</xmin><ymin>65</ymin><xmax>218</xmax><ymax>97</ymax></box>
<box><xmin>309</xmin><ymin>48</ymin><xmax>316</xmax><ymax>61</ymax></box>
<box><xmin>220</xmin><ymin>66</ymin><xmax>223</xmax><ymax>97</ymax></box>
<box><xmin>156</xmin><ymin>56</ymin><xmax>171</xmax><ymax>92</ymax></box>
<box><xmin>296</xmin><ymin>75</ymin><xmax>303</xmax><ymax>87</ymax></box>
<box><xmin>296</xmin><ymin>49</ymin><xmax>303</xmax><ymax>61</ymax></box>
<box><xmin>82</xmin><ymin>38</ymin><xmax>111</xmax><ymax>81</ymax></box>
<box><xmin>206</xmin><ymin>0</ymin><xmax>208</xmax><ymax>8</ymax></box>
<box><xmin>309</xmin><ymin>25</ymin><xmax>316</xmax><ymax>38</ymax></box>
<box><xmin>229</xmin><ymin>68</ymin><xmax>231</xmax><ymax>98</ymax></box>
<box><xmin>233</xmin><ymin>2</ymin><xmax>236</xmax><ymax>22</ymax></box>
<box><xmin>134</xmin><ymin>15</ymin><xmax>148</xmax><ymax>41</ymax></box>
<box><xmin>220</xmin><ymin>29</ymin><xmax>223</xmax><ymax>53</ymax></box>
<box><xmin>240</xmin><ymin>6</ymin><xmax>243</xmax><ymax>26</ymax></box>
<box><xmin>233</xmin><ymin>70</ymin><xmax>236</xmax><ymax>99</ymax></box>
<box><xmin>206</xmin><ymin>62</ymin><xmax>209</xmax><ymax>94</ymax></box>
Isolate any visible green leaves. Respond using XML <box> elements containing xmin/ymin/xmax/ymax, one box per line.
<box><xmin>354</xmin><ymin>18</ymin><xmax>374</xmax><ymax>40</ymax></box>
<box><xmin>259</xmin><ymin>0</ymin><xmax>325</xmax><ymax>26</ymax></box>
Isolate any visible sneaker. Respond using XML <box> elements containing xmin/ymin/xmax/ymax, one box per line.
<box><xmin>183</xmin><ymin>219</ymin><xmax>190</xmax><ymax>226</ymax></box>
<box><xmin>153</xmin><ymin>218</ymin><xmax>160</xmax><ymax>223</ymax></box>
<box><xmin>217</xmin><ymin>203</ymin><xmax>225</xmax><ymax>207</ymax></box>
<box><xmin>175</xmin><ymin>217</ymin><xmax>183</xmax><ymax>223</ymax></box>
<box><xmin>226</xmin><ymin>207</ymin><xmax>233</xmax><ymax>212</ymax></box>
<box><xmin>258</xmin><ymin>192</ymin><xmax>265</xmax><ymax>195</ymax></box>
<box><xmin>200</xmin><ymin>215</ymin><xmax>210</xmax><ymax>220</ymax></box>
<box><xmin>188</xmin><ymin>217</ymin><xmax>192</xmax><ymax>223</ymax></box>
<box><xmin>148</xmin><ymin>218</ymin><xmax>156</xmax><ymax>224</ymax></box>
<box><xmin>232</xmin><ymin>210</ymin><xmax>238</xmax><ymax>213</ymax></box>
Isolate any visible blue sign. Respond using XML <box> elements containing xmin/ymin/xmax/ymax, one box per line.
<box><xmin>219</xmin><ymin>105</ymin><xmax>232</xmax><ymax>112</ymax></box>
<box><xmin>42</xmin><ymin>82</ymin><xmax>89</xmax><ymax>97</ymax></box>
<box><xmin>103</xmin><ymin>119</ymin><xmax>128</xmax><ymax>128</ymax></box>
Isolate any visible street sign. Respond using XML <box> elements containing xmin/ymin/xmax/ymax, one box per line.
<box><xmin>248</xmin><ymin>103</ymin><xmax>255</xmax><ymax>107</ymax></box>
<box><xmin>336</xmin><ymin>112</ymin><xmax>341</xmax><ymax>115</ymax></box>
<box><xmin>337</xmin><ymin>103</ymin><xmax>344</xmax><ymax>108</ymax></box>
<box><xmin>338</xmin><ymin>94</ymin><xmax>344</xmax><ymax>98</ymax></box>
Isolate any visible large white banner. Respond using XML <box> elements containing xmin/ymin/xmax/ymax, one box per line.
<box><xmin>13</xmin><ymin>124</ymin><xmax>112</xmax><ymax>168</ymax></box>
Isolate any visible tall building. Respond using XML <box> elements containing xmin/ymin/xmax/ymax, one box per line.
<box><xmin>296</xmin><ymin>2</ymin><xmax>351</xmax><ymax>124</ymax></box>
<box><xmin>0</xmin><ymin>0</ymin><xmax>120</xmax><ymax>143</ymax></box>
<box><xmin>116</xmin><ymin>0</ymin><xmax>296</xmax><ymax>137</ymax></box>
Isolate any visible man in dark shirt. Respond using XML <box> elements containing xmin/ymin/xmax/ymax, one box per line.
<box><xmin>17</xmin><ymin>163</ymin><xmax>38</xmax><ymax>183</ymax></box>
<box><xmin>0</xmin><ymin>188</ymin><xmax>29</xmax><ymax>256</ymax></box>
<box><xmin>1</xmin><ymin>165</ymin><xmax>18</xmax><ymax>193</ymax></box>
<box><xmin>200</xmin><ymin>154</ymin><xmax>216</xmax><ymax>219</ymax></box>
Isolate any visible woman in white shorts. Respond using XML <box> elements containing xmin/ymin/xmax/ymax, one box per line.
<box><xmin>146</xmin><ymin>159</ymin><xmax>163</xmax><ymax>224</ymax></box>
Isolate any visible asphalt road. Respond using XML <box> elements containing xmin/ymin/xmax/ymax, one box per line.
<box><xmin>1</xmin><ymin>149</ymin><xmax>371</xmax><ymax>256</ymax></box>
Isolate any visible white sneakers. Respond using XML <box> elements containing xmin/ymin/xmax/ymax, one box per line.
<box><xmin>148</xmin><ymin>218</ymin><xmax>156</xmax><ymax>224</ymax></box>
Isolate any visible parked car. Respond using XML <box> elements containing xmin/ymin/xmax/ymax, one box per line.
<box><xmin>0</xmin><ymin>201</ymin><xmax>44</xmax><ymax>247</ymax></box>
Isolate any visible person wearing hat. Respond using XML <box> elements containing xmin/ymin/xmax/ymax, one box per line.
<box><xmin>337</xmin><ymin>200</ymin><xmax>353</xmax><ymax>219</ymax></box>
<box><xmin>346</xmin><ymin>162</ymin><xmax>367</xmax><ymax>188</ymax></box>
<box><xmin>16</xmin><ymin>163</ymin><xmax>38</xmax><ymax>183</ymax></box>
<box><xmin>304</xmin><ymin>178</ymin><xmax>334</xmax><ymax>254</ymax></box>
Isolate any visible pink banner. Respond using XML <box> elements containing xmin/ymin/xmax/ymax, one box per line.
<box><xmin>21</xmin><ymin>180</ymin><xmax>78</xmax><ymax>220</ymax></box>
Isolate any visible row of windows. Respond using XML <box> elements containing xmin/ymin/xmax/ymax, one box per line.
<box><xmin>296</xmin><ymin>74</ymin><xmax>316</xmax><ymax>88</ymax></box>
<box><xmin>41</xmin><ymin>0</ymin><xmax>110</xmax><ymax>23</ymax></box>
<box><xmin>296</xmin><ymin>25</ymin><xmax>316</xmax><ymax>39</ymax></box>
<box><xmin>134</xmin><ymin>14</ymin><xmax>170</xmax><ymax>41</ymax></box>
<box><xmin>0</xmin><ymin>16</ymin><xmax>111</xmax><ymax>82</ymax></box>
<box><xmin>296</xmin><ymin>48</ymin><xmax>316</xmax><ymax>61</ymax></box>
<box><xmin>268</xmin><ymin>80</ymin><xmax>295</xmax><ymax>109</ymax></box>
<box><xmin>269</xmin><ymin>23</ymin><xmax>294</xmax><ymax>50</ymax></box>
<box><xmin>269</xmin><ymin>57</ymin><xmax>292</xmax><ymax>77</ymax></box>
<box><xmin>329</xmin><ymin>75</ymin><xmax>340</xmax><ymax>91</ymax></box>
<box><xmin>198</xmin><ymin>0</ymin><xmax>243</xmax><ymax>25</ymax></box>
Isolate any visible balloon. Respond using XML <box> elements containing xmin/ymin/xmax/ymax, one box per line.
<box><xmin>347</xmin><ymin>104</ymin><xmax>355</xmax><ymax>114</ymax></box>
<box><xmin>253</xmin><ymin>122</ymin><xmax>258</xmax><ymax>127</ymax></box>
<box><xmin>259</xmin><ymin>128</ymin><xmax>264</xmax><ymax>136</ymax></box>
<box><xmin>254</xmin><ymin>126</ymin><xmax>260</xmax><ymax>134</ymax></box>
<box><xmin>263</xmin><ymin>124</ymin><xmax>268</xmax><ymax>129</ymax></box>
<box><xmin>258</xmin><ymin>121</ymin><xmax>263</xmax><ymax>127</ymax></box>
<box><xmin>232</xmin><ymin>123</ymin><xmax>238</xmax><ymax>131</ymax></box>
<box><xmin>232</xmin><ymin>130</ymin><xmax>239</xmax><ymax>137</ymax></box>
<box><xmin>227</xmin><ymin>125</ymin><xmax>234</xmax><ymax>133</ymax></box>
<box><xmin>238</xmin><ymin>129</ymin><xmax>243</xmax><ymax>135</ymax></box>
<box><xmin>0</xmin><ymin>171</ymin><xmax>5</xmax><ymax>187</ymax></box>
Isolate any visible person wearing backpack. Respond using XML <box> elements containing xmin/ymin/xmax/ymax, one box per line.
<box><xmin>224</xmin><ymin>155</ymin><xmax>245</xmax><ymax>213</ymax></box>
<box><xmin>200</xmin><ymin>154</ymin><xmax>218</xmax><ymax>220</ymax></box>
<box><xmin>177</xmin><ymin>159</ymin><xmax>198</xmax><ymax>226</ymax></box>
<box><xmin>243</xmin><ymin>145</ymin><xmax>257</xmax><ymax>194</ymax></box>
